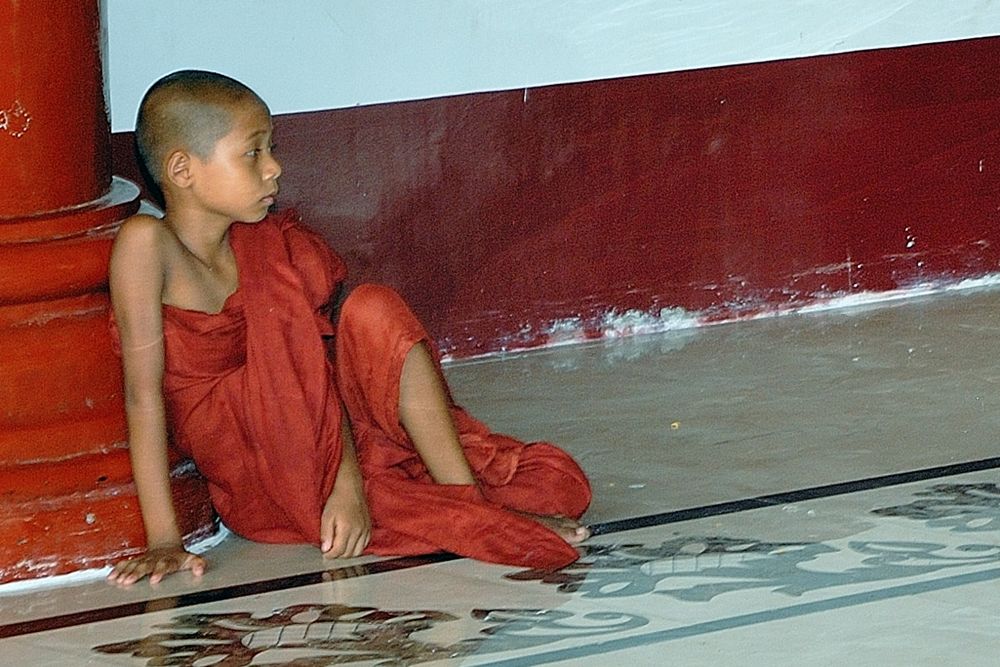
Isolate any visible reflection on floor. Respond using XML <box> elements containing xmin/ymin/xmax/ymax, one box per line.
<box><xmin>4</xmin><ymin>287</ymin><xmax>1000</xmax><ymax>665</ymax></box>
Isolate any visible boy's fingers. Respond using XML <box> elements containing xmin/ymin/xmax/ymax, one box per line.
<box><xmin>321</xmin><ymin>525</ymin><xmax>340</xmax><ymax>558</ymax></box>
<box><xmin>356</xmin><ymin>530</ymin><xmax>371</xmax><ymax>556</ymax></box>
<box><xmin>111</xmin><ymin>560</ymin><xmax>150</xmax><ymax>586</ymax></box>
<box><xmin>110</xmin><ymin>558</ymin><xmax>139</xmax><ymax>575</ymax></box>
<box><xmin>346</xmin><ymin>529</ymin><xmax>366</xmax><ymax>558</ymax></box>
<box><xmin>108</xmin><ymin>550</ymin><xmax>205</xmax><ymax>586</ymax></box>
<box><xmin>322</xmin><ymin>521</ymin><xmax>360</xmax><ymax>559</ymax></box>
<box><xmin>350</xmin><ymin>525</ymin><xmax>367</xmax><ymax>555</ymax></box>
<box><xmin>341</xmin><ymin>532</ymin><xmax>359</xmax><ymax>559</ymax></box>
<box><xmin>352</xmin><ymin>526</ymin><xmax>371</xmax><ymax>557</ymax></box>
<box><xmin>148</xmin><ymin>557</ymin><xmax>174</xmax><ymax>584</ymax></box>
<box><xmin>188</xmin><ymin>554</ymin><xmax>207</xmax><ymax>576</ymax></box>
<box><xmin>320</xmin><ymin>516</ymin><xmax>335</xmax><ymax>553</ymax></box>
<box><xmin>320</xmin><ymin>510</ymin><xmax>374</xmax><ymax>559</ymax></box>
<box><xmin>330</xmin><ymin>527</ymin><xmax>349</xmax><ymax>558</ymax></box>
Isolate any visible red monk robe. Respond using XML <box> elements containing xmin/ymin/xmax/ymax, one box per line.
<box><xmin>113</xmin><ymin>211</ymin><xmax>591</xmax><ymax>569</ymax></box>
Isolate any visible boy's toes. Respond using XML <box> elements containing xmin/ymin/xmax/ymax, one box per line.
<box><xmin>517</xmin><ymin>511</ymin><xmax>591</xmax><ymax>545</ymax></box>
<box><xmin>565</xmin><ymin>522</ymin><xmax>591</xmax><ymax>544</ymax></box>
<box><xmin>548</xmin><ymin>515</ymin><xmax>590</xmax><ymax>544</ymax></box>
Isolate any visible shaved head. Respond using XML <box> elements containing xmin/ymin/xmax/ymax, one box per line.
<box><xmin>135</xmin><ymin>70</ymin><xmax>267</xmax><ymax>185</ymax></box>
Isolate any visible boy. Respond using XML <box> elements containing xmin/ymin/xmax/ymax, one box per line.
<box><xmin>107</xmin><ymin>70</ymin><xmax>591</xmax><ymax>585</ymax></box>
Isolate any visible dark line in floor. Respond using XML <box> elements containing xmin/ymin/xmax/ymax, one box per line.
<box><xmin>478</xmin><ymin>566</ymin><xmax>1000</xmax><ymax>666</ymax></box>
<box><xmin>589</xmin><ymin>455</ymin><xmax>1000</xmax><ymax>536</ymax></box>
<box><xmin>0</xmin><ymin>553</ymin><xmax>457</xmax><ymax>640</ymax></box>
<box><xmin>3</xmin><ymin>455</ymin><xmax>999</xmax><ymax>639</ymax></box>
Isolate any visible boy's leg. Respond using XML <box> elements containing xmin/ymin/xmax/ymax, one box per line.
<box><xmin>334</xmin><ymin>284</ymin><xmax>482</xmax><ymax>486</ymax></box>
<box><xmin>335</xmin><ymin>284</ymin><xmax>589</xmax><ymax>544</ymax></box>
<box><xmin>396</xmin><ymin>344</ymin><xmax>591</xmax><ymax>542</ymax></box>
<box><xmin>398</xmin><ymin>342</ymin><xmax>477</xmax><ymax>485</ymax></box>
<box><xmin>334</xmin><ymin>283</ymin><xmax>427</xmax><ymax>446</ymax></box>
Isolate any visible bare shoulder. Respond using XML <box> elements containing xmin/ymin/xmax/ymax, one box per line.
<box><xmin>110</xmin><ymin>214</ymin><xmax>177</xmax><ymax>272</ymax></box>
<box><xmin>112</xmin><ymin>214</ymin><xmax>168</xmax><ymax>254</ymax></box>
<box><xmin>109</xmin><ymin>214</ymin><xmax>170</xmax><ymax>295</ymax></box>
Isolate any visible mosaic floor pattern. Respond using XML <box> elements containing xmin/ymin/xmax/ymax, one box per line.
<box><xmin>4</xmin><ymin>465</ymin><xmax>1000</xmax><ymax>665</ymax></box>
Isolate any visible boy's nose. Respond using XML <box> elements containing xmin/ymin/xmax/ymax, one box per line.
<box><xmin>264</xmin><ymin>154</ymin><xmax>282</xmax><ymax>180</ymax></box>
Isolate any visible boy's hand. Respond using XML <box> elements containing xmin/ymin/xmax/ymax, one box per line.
<box><xmin>320</xmin><ymin>475</ymin><xmax>371</xmax><ymax>559</ymax></box>
<box><xmin>106</xmin><ymin>546</ymin><xmax>207</xmax><ymax>586</ymax></box>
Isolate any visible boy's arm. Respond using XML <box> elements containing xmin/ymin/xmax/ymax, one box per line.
<box><xmin>106</xmin><ymin>217</ymin><xmax>206</xmax><ymax>585</ymax></box>
<box><xmin>320</xmin><ymin>404</ymin><xmax>372</xmax><ymax>558</ymax></box>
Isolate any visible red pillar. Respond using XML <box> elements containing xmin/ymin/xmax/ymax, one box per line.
<box><xmin>0</xmin><ymin>1</ymin><xmax>216</xmax><ymax>582</ymax></box>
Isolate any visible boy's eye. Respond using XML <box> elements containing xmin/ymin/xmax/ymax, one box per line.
<box><xmin>246</xmin><ymin>144</ymin><xmax>275</xmax><ymax>158</ymax></box>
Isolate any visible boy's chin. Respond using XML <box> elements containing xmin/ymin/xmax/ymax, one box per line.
<box><xmin>240</xmin><ymin>209</ymin><xmax>272</xmax><ymax>224</ymax></box>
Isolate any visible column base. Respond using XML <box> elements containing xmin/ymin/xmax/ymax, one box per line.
<box><xmin>0</xmin><ymin>177</ymin><xmax>218</xmax><ymax>584</ymax></box>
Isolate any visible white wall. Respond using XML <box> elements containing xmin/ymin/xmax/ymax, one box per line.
<box><xmin>106</xmin><ymin>0</ymin><xmax>1000</xmax><ymax>132</ymax></box>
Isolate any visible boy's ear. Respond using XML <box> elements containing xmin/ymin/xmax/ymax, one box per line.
<box><xmin>164</xmin><ymin>150</ymin><xmax>194</xmax><ymax>188</ymax></box>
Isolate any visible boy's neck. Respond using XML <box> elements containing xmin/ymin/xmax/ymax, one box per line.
<box><xmin>162</xmin><ymin>188</ymin><xmax>234</xmax><ymax>237</ymax></box>
<box><xmin>162</xmin><ymin>200</ymin><xmax>236</xmax><ymax>267</ymax></box>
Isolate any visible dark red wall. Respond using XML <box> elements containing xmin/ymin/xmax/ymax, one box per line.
<box><xmin>112</xmin><ymin>36</ymin><xmax>1000</xmax><ymax>358</ymax></box>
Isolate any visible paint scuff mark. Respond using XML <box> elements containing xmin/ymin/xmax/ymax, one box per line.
<box><xmin>791</xmin><ymin>261</ymin><xmax>854</xmax><ymax>279</ymax></box>
<box><xmin>598</xmin><ymin>306</ymin><xmax>700</xmax><ymax>338</ymax></box>
<box><xmin>448</xmin><ymin>272</ymin><xmax>1000</xmax><ymax>363</ymax></box>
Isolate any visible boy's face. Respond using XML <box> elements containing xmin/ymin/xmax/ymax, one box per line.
<box><xmin>187</xmin><ymin>100</ymin><xmax>281</xmax><ymax>223</ymax></box>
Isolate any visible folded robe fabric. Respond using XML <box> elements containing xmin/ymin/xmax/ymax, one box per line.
<box><xmin>113</xmin><ymin>211</ymin><xmax>591</xmax><ymax>569</ymax></box>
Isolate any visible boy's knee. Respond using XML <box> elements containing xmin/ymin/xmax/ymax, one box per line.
<box><xmin>339</xmin><ymin>284</ymin><xmax>408</xmax><ymax>332</ymax></box>
<box><xmin>338</xmin><ymin>284</ymin><xmax>431</xmax><ymax>357</ymax></box>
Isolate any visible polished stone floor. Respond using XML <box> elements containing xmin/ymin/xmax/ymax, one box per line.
<box><xmin>3</xmin><ymin>286</ymin><xmax>1000</xmax><ymax>665</ymax></box>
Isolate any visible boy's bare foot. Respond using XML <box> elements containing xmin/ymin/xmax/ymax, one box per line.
<box><xmin>519</xmin><ymin>512</ymin><xmax>591</xmax><ymax>544</ymax></box>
